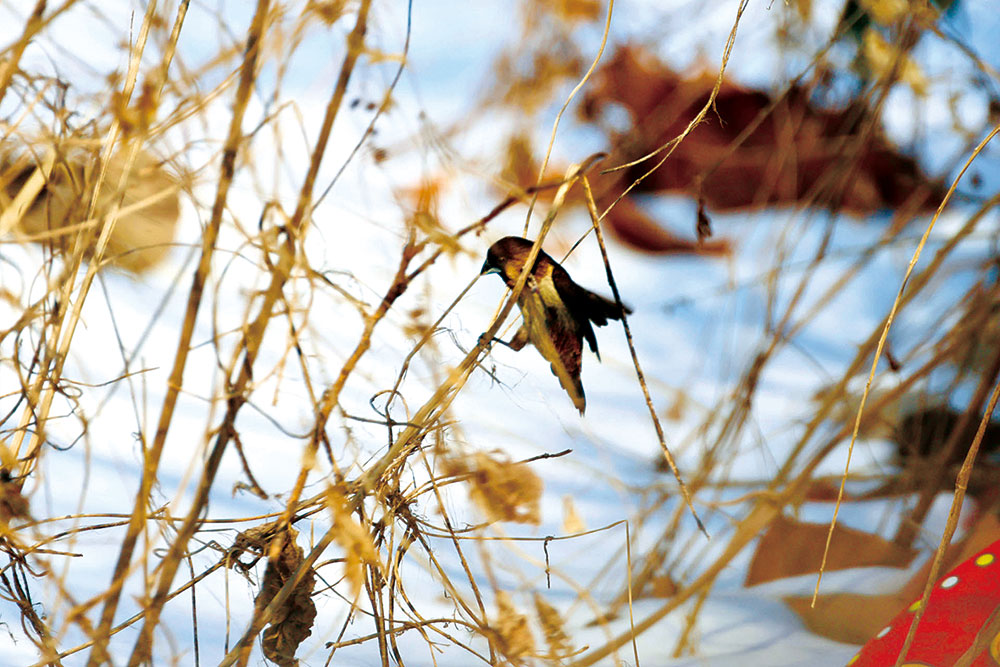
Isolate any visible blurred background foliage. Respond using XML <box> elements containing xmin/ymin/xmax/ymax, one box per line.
<box><xmin>0</xmin><ymin>0</ymin><xmax>999</xmax><ymax>665</ymax></box>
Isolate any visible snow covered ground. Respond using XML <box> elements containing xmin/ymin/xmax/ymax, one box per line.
<box><xmin>1</xmin><ymin>0</ymin><xmax>998</xmax><ymax>665</ymax></box>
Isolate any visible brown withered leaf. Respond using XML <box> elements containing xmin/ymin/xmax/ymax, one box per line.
<box><xmin>255</xmin><ymin>528</ymin><xmax>317</xmax><ymax>667</ymax></box>
<box><xmin>2</xmin><ymin>141</ymin><xmax>180</xmax><ymax>274</ymax></box>
<box><xmin>510</xmin><ymin>44</ymin><xmax>944</xmax><ymax>254</ymax></box>
<box><xmin>494</xmin><ymin>592</ymin><xmax>536</xmax><ymax>663</ymax></box>
<box><xmin>745</xmin><ymin>515</ymin><xmax>917</xmax><ymax>586</ymax></box>
<box><xmin>583</xmin><ymin>45</ymin><xmax>942</xmax><ymax>216</ymax></box>
<box><xmin>894</xmin><ymin>405</ymin><xmax>1000</xmax><ymax>464</ymax></box>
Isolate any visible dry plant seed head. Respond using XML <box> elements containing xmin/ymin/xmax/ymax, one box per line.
<box><xmin>325</xmin><ymin>485</ymin><xmax>382</xmax><ymax>596</ymax></box>
<box><xmin>303</xmin><ymin>0</ymin><xmax>350</xmax><ymax>26</ymax></box>
<box><xmin>2</xmin><ymin>141</ymin><xmax>180</xmax><ymax>274</ymax></box>
<box><xmin>561</xmin><ymin>494</ymin><xmax>585</xmax><ymax>533</ymax></box>
<box><xmin>492</xmin><ymin>0</ymin><xmax>595</xmax><ymax>116</ymax></box>
<box><xmin>401</xmin><ymin>177</ymin><xmax>462</xmax><ymax>258</ymax></box>
<box><xmin>0</xmin><ymin>441</ymin><xmax>18</xmax><ymax>472</ymax></box>
<box><xmin>493</xmin><ymin>591</ymin><xmax>536</xmax><ymax>663</ymax></box>
<box><xmin>500</xmin><ymin>134</ymin><xmax>538</xmax><ymax>191</ymax></box>
<box><xmin>664</xmin><ymin>388</ymin><xmax>689</xmax><ymax>421</ymax></box>
<box><xmin>113</xmin><ymin>77</ymin><xmax>160</xmax><ymax>137</ymax></box>
<box><xmin>533</xmin><ymin>593</ymin><xmax>573</xmax><ymax>660</ymax></box>
<box><xmin>402</xmin><ymin>306</ymin><xmax>433</xmax><ymax>339</ymax></box>
<box><xmin>445</xmin><ymin>451</ymin><xmax>543</xmax><ymax>525</ymax></box>
<box><xmin>0</xmin><ymin>0</ymin><xmax>992</xmax><ymax>663</ymax></box>
<box><xmin>862</xmin><ymin>29</ymin><xmax>928</xmax><ymax>94</ymax></box>
<box><xmin>481</xmin><ymin>236</ymin><xmax>630</xmax><ymax>414</ymax></box>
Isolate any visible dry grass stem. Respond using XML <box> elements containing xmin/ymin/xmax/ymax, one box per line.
<box><xmin>0</xmin><ymin>1</ymin><xmax>996</xmax><ymax>665</ymax></box>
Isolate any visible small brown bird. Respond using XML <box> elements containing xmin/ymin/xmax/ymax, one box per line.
<box><xmin>480</xmin><ymin>236</ymin><xmax>630</xmax><ymax>413</ymax></box>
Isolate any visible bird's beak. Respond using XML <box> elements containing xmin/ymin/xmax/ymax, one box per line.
<box><xmin>481</xmin><ymin>261</ymin><xmax>499</xmax><ymax>275</ymax></box>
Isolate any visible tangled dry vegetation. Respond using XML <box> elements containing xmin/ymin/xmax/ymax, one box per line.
<box><xmin>0</xmin><ymin>0</ymin><xmax>999</xmax><ymax>666</ymax></box>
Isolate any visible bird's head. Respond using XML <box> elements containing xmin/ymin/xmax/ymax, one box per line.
<box><xmin>481</xmin><ymin>236</ymin><xmax>533</xmax><ymax>279</ymax></box>
<box><xmin>480</xmin><ymin>248</ymin><xmax>502</xmax><ymax>276</ymax></box>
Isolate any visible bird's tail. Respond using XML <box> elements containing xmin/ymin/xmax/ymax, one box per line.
<box><xmin>585</xmin><ymin>290</ymin><xmax>632</xmax><ymax>327</ymax></box>
<box><xmin>550</xmin><ymin>362</ymin><xmax>587</xmax><ymax>414</ymax></box>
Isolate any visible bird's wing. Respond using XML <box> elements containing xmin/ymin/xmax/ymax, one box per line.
<box><xmin>549</xmin><ymin>266</ymin><xmax>596</xmax><ymax>355</ymax></box>
<box><xmin>551</xmin><ymin>265</ymin><xmax>631</xmax><ymax>357</ymax></box>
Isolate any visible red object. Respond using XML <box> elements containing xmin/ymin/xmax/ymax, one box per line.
<box><xmin>847</xmin><ymin>538</ymin><xmax>1000</xmax><ymax>666</ymax></box>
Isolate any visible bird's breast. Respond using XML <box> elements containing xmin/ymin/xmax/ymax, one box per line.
<box><xmin>517</xmin><ymin>274</ymin><xmax>576</xmax><ymax>347</ymax></box>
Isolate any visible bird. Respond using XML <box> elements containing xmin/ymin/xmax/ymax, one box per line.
<box><xmin>480</xmin><ymin>236</ymin><xmax>631</xmax><ymax>414</ymax></box>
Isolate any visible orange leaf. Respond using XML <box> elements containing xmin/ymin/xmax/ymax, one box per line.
<box><xmin>784</xmin><ymin>592</ymin><xmax>907</xmax><ymax>644</ymax></box>
<box><xmin>745</xmin><ymin>515</ymin><xmax>917</xmax><ymax>586</ymax></box>
<box><xmin>783</xmin><ymin>511</ymin><xmax>1000</xmax><ymax>645</ymax></box>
